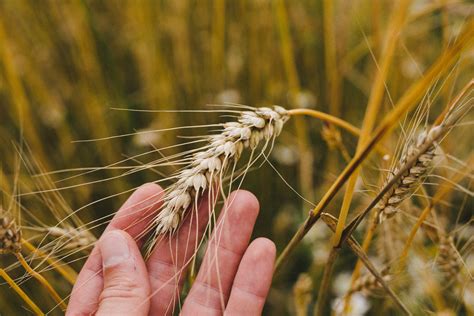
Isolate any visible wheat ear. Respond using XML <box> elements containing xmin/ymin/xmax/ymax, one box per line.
<box><xmin>1</xmin><ymin>211</ymin><xmax>66</xmax><ymax>309</ymax></box>
<box><xmin>350</xmin><ymin>266</ymin><xmax>392</xmax><ymax>295</ymax></box>
<box><xmin>437</xmin><ymin>234</ymin><xmax>463</xmax><ymax>281</ymax></box>
<box><xmin>0</xmin><ymin>216</ymin><xmax>22</xmax><ymax>254</ymax></box>
<box><xmin>146</xmin><ymin>106</ymin><xmax>289</xmax><ymax>250</ymax></box>
<box><xmin>376</xmin><ymin>127</ymin><xmax>440</xmax><ymax>223</ymax></box>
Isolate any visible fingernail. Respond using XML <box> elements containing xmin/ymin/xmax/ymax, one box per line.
<box><xmin>100</xmin><ymin>230</ymin><xmax>131</xmax><ymax>268</ymax></box>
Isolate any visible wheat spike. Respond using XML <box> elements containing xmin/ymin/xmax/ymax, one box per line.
<box><xmin>147</xmin><ymin>106</ymin><xmax>289</xmax><ymax>248</ymax></box>
<box><xmin>350</xmin><ymin>266</ymin><xmax>392</xmax><ymax>296</ymax></box>
<box><xmin>46</xmin><ymin>225</ymin><xmax>96</xmax><ymax>251</ymax></box>
<box><xmin>376</xmin><ymin>126</ymin><xmax>441</xmax><ymax>223</ymax></box>
<box><xmin>437</xmin><ymin>234</ymin><xmax>463</xmax><ymax>280</ymax></box>
<box><xmin>0</xmin><ymin>216</ymin><xmax>21</xmax><ymax>255</ymax></box>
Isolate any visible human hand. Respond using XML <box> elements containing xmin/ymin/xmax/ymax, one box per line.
<box><xmin>67</xmin><ymin>183</ymin><xmax>276</xmax><ymax>315</ymax></box>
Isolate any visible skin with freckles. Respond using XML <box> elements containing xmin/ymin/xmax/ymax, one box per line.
<box><xmin>67</xmin><ymin>183</ymin><xmax>276</xmax><ymax>316</ymax></box>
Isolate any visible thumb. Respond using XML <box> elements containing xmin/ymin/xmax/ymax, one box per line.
<box><xmin>96</xmin><ymin>230</ymin><xmax>150</xmax><ymax>316</ymax></box>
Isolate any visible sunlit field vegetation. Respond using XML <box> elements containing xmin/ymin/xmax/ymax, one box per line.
<box><xmin>0</xmin><ymin>1</ymin><xmax>473</xmax><ymax>315</ymax></box>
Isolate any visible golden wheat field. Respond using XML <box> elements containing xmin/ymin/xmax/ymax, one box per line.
<box><xmin>0</xmin><ymin>0</ymin><xmax>473</xmax><ymax>315</ymax></box>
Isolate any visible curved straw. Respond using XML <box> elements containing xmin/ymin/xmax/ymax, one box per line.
<box><xmin>16</xmin><ymin>253</ymin><xmax>67</xmax><ymax>310</ymax></box>
<box><xmin>22</xmin><ymin>239</ymin><xmax>77</xmax><ymax>285</ymax></box>
<box><xmin>0</xmin><ymin>268</ymin><xmax>44</xmax><ymax>315</ymax></box>
<box><xmin>288</xmin><ymin>109</ymin><xmax>361</xmax><ymax>136</ymax></box>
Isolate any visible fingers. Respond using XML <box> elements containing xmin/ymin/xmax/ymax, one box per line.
<box><xmin>181</xmin><ymin>190</ymin><xmax>260</xmax><ymax>315</ymax></box>
<box><xmin>225</xmin><ymin>238</ymin><xmax>276</xmax><ymax>315</ymax></box>
<box><xmin>96</xmin><ymin>230</ymin><xmax>150</xmax><ymax>315</ymax></box>
<box><xmin>67</xmin><ymin>183</ymin><xmax>163</xmax><ymax>315</ymax></box>
<box><xmin>146</xmin><ymin>191</ymin><xmax>214</xmax><ymax>315</ymax></box>
<box><xmin>107</xmin><ymin>183</ymin><xmax>164</xmax><ymax>245</ymax></box>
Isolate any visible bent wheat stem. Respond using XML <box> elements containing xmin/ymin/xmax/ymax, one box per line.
<box><xmin>288</xmin><ymin>109</ymin><xmax>361</xmax><ymax>136</ymax></box>
<box><xmin>16</xmin><ymin>253</ymin><xmax>67</xmax><ymax>310</ymax></box>
<box><xmin>0</xmin><ymin>268</ymin><xmax>44</xmax><ymax>315</ymax></box>
<box><xmin>22</xmin><ymin>239</ymin><xmax>77</xmax><ymax>285</ymax></box>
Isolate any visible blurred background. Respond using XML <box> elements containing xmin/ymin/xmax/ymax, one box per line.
<box><xmin>0</xmin><ymin>0</ymin><xmax>473</xmax><ymax>314</ymax></box>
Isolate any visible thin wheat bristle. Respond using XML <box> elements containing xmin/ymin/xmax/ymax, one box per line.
<box><xmin>148</xmin><ymin>106</ymin><xmax>289</xmax><ymax>245</ymax></box>
<box><xmin>437</xmin><ymin>235</ymin><xmax>463</xmax><ymax>281</ymax></box>
<box><xmin>376</xmin><ymin>126</ymin><xmax>441</xmax><ymax>223</ymax></box>
<box><xmin>0</xmin><ymin>216</ymin><xmax>22</xmax><ymax>255</ymax></box>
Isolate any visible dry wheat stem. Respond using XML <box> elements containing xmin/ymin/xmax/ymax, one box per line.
<box><xmin>275</xmin><ymin>22</ymin><xmax>473</xmax><ymax>271</ymax></box>
<box><xmin>146</xmin><ymin>106</ymin><xmax>289</xmax><ymax>252</ymax></box>
<box><xmin>320</xmin><ymin>213</ymin><xmax>411</xmax><ymax>315</ymax></box>
<box><xmin>15</xmin><ymin>253</ymin><xmax>67</xmax><ymax>310</ymax></box>
<box><xmin>340</xmin><ymin>81</ymin><xmax>472</xmax><ymax>245</ymax></box>
<box><xmin>21</xmin><ymin>238</ymin><xmax>77</xmax><ymax>285</ymax></box>
<box><xmin>0</xmin><ymin>212</ymin><xmax>66</xmax><ymax>309</ymax></box>
<box><xmin>0</xmin><ymin>268</ymin><xmax>44</xmax><ymax>315</ymax></box>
